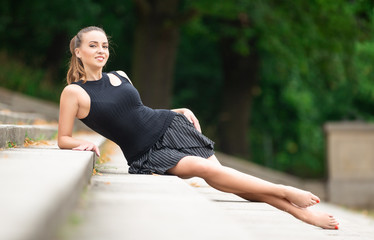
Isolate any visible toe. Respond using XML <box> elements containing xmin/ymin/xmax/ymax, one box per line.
<box><xmin>312</xmin><ymin>195</ymin><xmax>320</xmax><ymax>203</ymax></box>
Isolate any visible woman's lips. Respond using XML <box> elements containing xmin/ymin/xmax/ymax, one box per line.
<box><xmin>96</xmin><ymin>56</ymin><xmax>105</xmax><ymax>61</ymax></box>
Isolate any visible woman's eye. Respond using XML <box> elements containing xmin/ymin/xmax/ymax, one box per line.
<box><xmin>103</xmin><ymin>45</ymin><xmax>109</xmax><ymax>49</ymax></box>
<box><xmin>90</xmin><ymin>45</ymin><xmax>96</xmax><ymax>48</ymax></box>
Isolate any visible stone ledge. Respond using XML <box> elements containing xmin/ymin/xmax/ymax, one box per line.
<box><xmin>0</xmin><ymin>110</ymin><xmax>46</xmax><ymax>124</ymax></box>
<box><xmin>0</xmin><ymin>134</ymin><xmax>106</xmax><ymax>240</ymax></box>
<box><xmin>0</xmin><ymin>124</ymin><xmax>58</xmax><ymax>148</ymax></box>
<box><xmin>324</xmin><ymin>121</ymin><xmax>374</xmax><ymax>131</ymax></box>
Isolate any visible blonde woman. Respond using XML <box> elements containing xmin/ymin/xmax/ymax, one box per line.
<box><xmin>58</xmin><ymin>26</ymin><xmax>339</xmax><ymax>230</ymax></box>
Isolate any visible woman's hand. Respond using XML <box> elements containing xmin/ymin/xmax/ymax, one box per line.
<box><xmin>73</xmin><ymin>142</ymin><xmax>101</xmax><ymax>157</ymax></box>
<box><xmin>172</xmin><ymin>108</ymin><xmax>201</xmax><ymax>133</ymax></box>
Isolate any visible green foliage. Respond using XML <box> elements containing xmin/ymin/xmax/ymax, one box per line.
<box><xmin>0</xmin><ymin>51</ymin><xmax>63</xmax><ymax>102</ymax></box>
<box><xmin>352</xmin><ymin>42</ymin><xmax>374</xmax><ymax>120</ymax></box>
<box><xmin>176</xmin><ymin>0</ymin><xmax>374</xmax><ymax>178</ymax></box>
<box><xmin>173</xmin><ymin>23</ymin><xmax>223</xmax><ymax>138</ymax></box>
<box><xmin>247</xmin><ymin>0</ymin><xmax>374</xmax><ymax>178</ymax></box>
<box><xmin>2</xmin><ymin>0</ymin><xmax>374</xmax><ymax>179</ymax></box>
<box><xmin>0</xmin><ymin>0</ymin><xmax>135</xmax><ymax>94</ymax></box>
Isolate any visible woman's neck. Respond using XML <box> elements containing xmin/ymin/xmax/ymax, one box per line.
<box><xmin>84</xmin><ymin>69</ymin><xmax>103</xmax><ymax>81</ymax></box>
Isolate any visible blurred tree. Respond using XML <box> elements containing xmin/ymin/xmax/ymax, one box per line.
<box><xmin>131</xmin><ymin>0</ymin><xmax>196</xmax><ymax>108</ymax></box>
<box><xmin>182</xmin><ymin>1</ymin><xmax>261</xmax><ymax>158</ymax></box>
<box><xmin>247</xmin><ymin>0</ymin><xmax>371</xmax><ymax>177</ymax></box>
<box><xmin>178</xmin><ymin>0</ymin><xmax>374</xmax><ymax>177</ymax></box>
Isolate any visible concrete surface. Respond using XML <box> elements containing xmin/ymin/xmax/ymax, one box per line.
<box><xmin>0</xmin><ymin>110</ymin><xmax>46</xmax><ymax>124</ymax></box>
<box><xmin>325</xmin><ymin>122</ymin><xmax>374</xmax><ymax>208</ymax></box>
<box><xmin>0</xmin><ymin>124</ymin><xmax>58</xmax><ymax>148</ymax></box>
<box><xmin>60</xmin><ymin>143</ymin><xmax>374</xmax><ymax>240</ymax></box>
<box><xmin>0</xmin><ymin>87</ymin><xmax>88</xmax><ymax>131</ymax></box>
<box><xmin>0</xmin><ymin>87</ymin><xmax>60</xmax><ymax>122</ymax></box>
<box><xmin>0</xmin><ymin>133</ymin><xmax>106</xmax><ymax>240</ymax></box>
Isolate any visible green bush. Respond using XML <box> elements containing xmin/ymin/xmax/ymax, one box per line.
<box><xmin>0</xmin><ymin>51</ymin><xmax>63</xmax><ymax>102</ymax></box>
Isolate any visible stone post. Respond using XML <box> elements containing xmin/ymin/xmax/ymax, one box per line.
<box><xmin>325</xmin><ymin>122</ymin><xmax>374</xmax><ymax>208</ymax></box>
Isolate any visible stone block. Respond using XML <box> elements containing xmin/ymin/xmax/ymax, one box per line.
<box><xmin>325</xmin><ymin>122</ymin><xmax>374</xmax><ymax>207</ymax></box>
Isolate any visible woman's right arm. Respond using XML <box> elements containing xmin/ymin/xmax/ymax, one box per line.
<box><xmin>58</xmin><ymin>85</ymin><xmax>100</xmax><ymax>156</ymax></box>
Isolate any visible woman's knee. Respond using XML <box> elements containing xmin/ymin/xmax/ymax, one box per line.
<box><xmin>207</xmin><ymin>154</ymin><xmax>222</xmax><ymax>166</ymax></box>
<box><xmin>168</xmin><ymin>156</ymin><xmax>220</xmax><ymax>178</ymax></box>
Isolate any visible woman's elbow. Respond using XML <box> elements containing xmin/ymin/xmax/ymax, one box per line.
<box><xmin>57</xmin><ymin>140</ymin><xmax>65</xmax><ymax>149</ymax></box>
<box><xmin>57</xmin><ymin>136</ymin><xmax>69</xmax><ymax>149</ymax></box>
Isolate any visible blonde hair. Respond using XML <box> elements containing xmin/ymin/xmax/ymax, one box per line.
<box><xmin>66</xmin><ymin>26</ymin><xmax>107</xmax><ymax>84</ymax></box>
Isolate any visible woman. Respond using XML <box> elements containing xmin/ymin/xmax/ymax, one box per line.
<box><xmin>58</xmin><ymin>26</ymin><xmax>339</xmax><ymax>230</ymax></box>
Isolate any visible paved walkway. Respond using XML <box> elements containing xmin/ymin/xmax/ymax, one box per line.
<box><xmin>60</xmin><ymin>142</ymin><xmax>374</xmax><ymax>240</ymax></box>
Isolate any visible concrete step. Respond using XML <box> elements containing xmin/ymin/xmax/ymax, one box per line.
<box><xmin>0</xmin><ymin>133</ymin><xmax>107</xmax><ymax>240</ymax></box>
<box><xmin>185</xmin><ymin>177</ymin><xmax>374</xmax><ymax>240</ymax></box>
<box><xmin>0</xmin><ymin>124</ymin><xmax>58</xmax><ymax>148</ymax></box>
<box><xmin>0</xmin><ymin>109</ymin><xmax>49</xmax><ymax>125</ymax></box>
<box><xmin>0</xmin><ymin>87</ymin><xmax>89</xmax><ymax>131</ymax></box>
<box><xmin>60</xmin><ymin>144</ymin><xmax>254</xmax><ymax>240</ymax></box>
<box><xmin>61</xmin><ymin>143</ymin><xmax>374</xmax><ymax>240</ymax></box>
<box><xmin>0</xmin><ymin>87</ymin><xmax>59</xmax><ymax>122</ymax></box>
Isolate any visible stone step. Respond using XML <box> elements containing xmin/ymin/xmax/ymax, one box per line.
<box><xmin>0</xmin><ymin>110</ymin><xmax>49</xmax><ymax>125</ymax></box>
<box><xmin>0</xmin><ymin>124</ymin><xmax>58</xmax><ymax>148</ymax></box>
<box><xmin>0</xmin><ymin>87</ymin><xmax>59</xmax><ymax>122</ymax></box>
<box><xmin>61</xmin><ymin>144</ymin><xmax>374</xmax><ymax>240</ymax></box>
<box><xmin>61</xmin><ymin>144</ymin><xmax>254</xmax><ymax>240</ymax></box>
<box><xmin>0</xmin><ymin>87</ymin><xmax>89</xmax><ymax>131</ymax></box>
<box><xmin>0</xmin><ymin>133</ymin><xmax>107</xmax><ymax>240</ymax></box>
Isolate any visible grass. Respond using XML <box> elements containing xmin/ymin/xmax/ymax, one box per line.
<box><xmin>7</xmin><ymin>141</ymin><xmax>16</xmax><ymax>148</ymax></box>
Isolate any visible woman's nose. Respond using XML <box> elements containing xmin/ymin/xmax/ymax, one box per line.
<box><xmin>97</xmin><ymin>46</ymin><xmax>105</xmax><ymax>53</ymax></box>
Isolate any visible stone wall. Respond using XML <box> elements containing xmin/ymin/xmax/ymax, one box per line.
<box><xmin>325</xmin><ymin>122</ymin><xmax>374</xmax><ymax>208</ymax></box>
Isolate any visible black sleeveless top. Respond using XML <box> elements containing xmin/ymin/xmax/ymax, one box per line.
<box><xmin>72</xmin><ymin>71</ymin><xmax>176</xmax><ymax>165</ymax></box>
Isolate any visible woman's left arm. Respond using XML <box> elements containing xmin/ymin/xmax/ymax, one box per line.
<box><xmin>172</xmin><ymin>108</ymin><xmax>201</xmax><ymax>133</ymax></box>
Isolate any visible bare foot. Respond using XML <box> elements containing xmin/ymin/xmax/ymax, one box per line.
<box><xmin>283</xmin><ymin>186</ymin><xmax>320</xmax><ymax>208</ymax></box>
<box><xmin>297</xmin><ymin>208</ymin><xmax>339</xmax><ymax>229</ymax></box>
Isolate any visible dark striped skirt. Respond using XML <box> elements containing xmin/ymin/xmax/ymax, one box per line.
<box><xmin>128</xmin><ymin>113</ymin><xmax>215</xmax><ymax>175</ymax></box>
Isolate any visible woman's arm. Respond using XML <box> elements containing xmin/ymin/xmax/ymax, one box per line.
<box><xmin>58</xmin><ymin>85</ymin><xmax>100</xmax><ymax>156</ymax></box>
<box><xmin>172</xmin><ymin>108</ymin><xmax>201</xmax><ymax>133</ymax></box>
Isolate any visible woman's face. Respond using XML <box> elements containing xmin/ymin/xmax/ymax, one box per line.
<box><xmin>75</xmin><ymin>30</ymin><xmax>109</xmax><ymax>71</ymax></box>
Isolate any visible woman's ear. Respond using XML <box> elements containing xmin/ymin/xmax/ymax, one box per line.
<box><xmin>75</xmin><ymin>48</ymin><xmax>81</xmax><ymax>59</ymax></box>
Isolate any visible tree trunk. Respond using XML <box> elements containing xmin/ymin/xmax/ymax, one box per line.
<box><xmin>132</xmin><ymin>0</ymin><xmax>180</xmax><ymax>109</ymax></box>
<box><xmin>218</xmin><ymin>37</ymin><xmax>260</xmax><ymax>158</ymax></box>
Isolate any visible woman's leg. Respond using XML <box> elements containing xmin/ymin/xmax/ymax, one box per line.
<box><xmin>167</xmin><ymin>155</ymin><xmax>339</xmax><ymax>229</ymax></box>
<box><xmin>167</xmin><ymin>155</ymin><xmax>319</xmax><ymax>208</ymax></box>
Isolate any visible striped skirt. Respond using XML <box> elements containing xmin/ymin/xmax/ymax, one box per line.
<box><xmin>128</xmin><ymin>113</ymin><xmax>215</xmax><ymax>175</ymax></box>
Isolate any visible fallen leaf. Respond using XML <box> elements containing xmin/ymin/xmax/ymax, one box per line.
<box><xmin>24</xmin><ymin>137</ymin><xmax>51</xmax><ymax>147</ymax></box>
<box><xmin>189</xmin><ymin>182</ymin><xmax>200</xmax><ymax>187</ymax></box>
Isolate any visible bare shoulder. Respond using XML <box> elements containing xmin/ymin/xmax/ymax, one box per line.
<box><xmin>116</xmin><ymin>70</ymin><xmax>133</xmax><ymax>85</ymax></box>
<box><xmin>60</xmin><ymin>84</ymin><xmax>85</xmax><ymax>102</ymax></box>
<box><xmin>116</xmin><ymin>70</ymin><xmax>129</xmax><ymax>78</ymax></box>
<box><xmin>62</xmin><ymin>84</ymin><xmax>84</xmax><ymax>95</ymax></box>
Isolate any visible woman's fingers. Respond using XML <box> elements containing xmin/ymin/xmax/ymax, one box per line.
<box><xmin>73</xmin><ymin>143</ymin><xmax>100</xmax><ymax>157</ymax></box>
<box><xmin>183</xmin><ymin>110</ymin><xmax>202</xmax><ymax>133</ymax></box>
<box><xmin>93</xmin><ymin>145</ymin><xmax>101</xmax><ymax>157</ymax></box>
<box><xmin>192</xmin><ymin>117</ymin><xmax>201</xmax><ymax>133</ymax></box>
